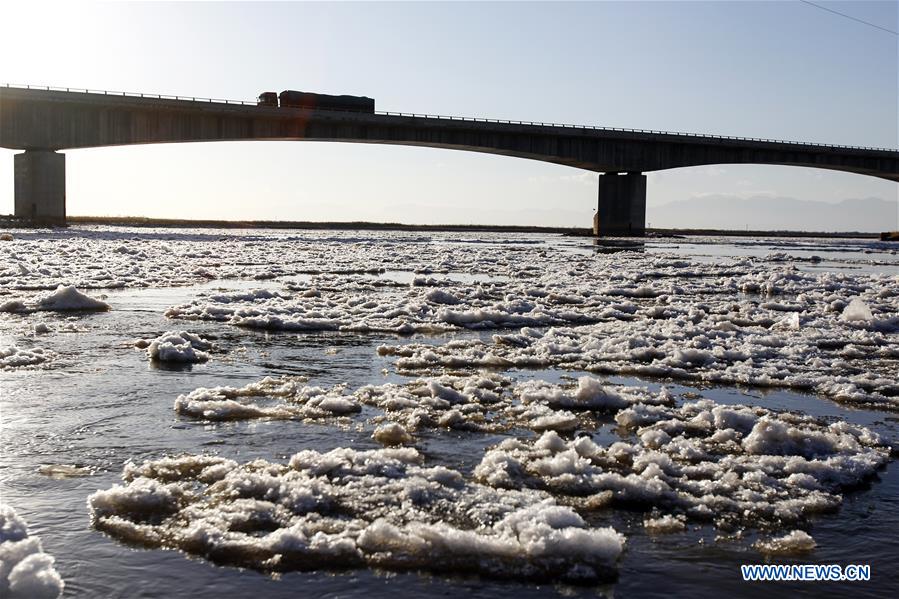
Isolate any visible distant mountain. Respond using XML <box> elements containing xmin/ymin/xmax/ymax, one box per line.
<box><xmin>649</xmin><ymin>195</ymin><xmax>899</xmax><ymax>233</ymax></box>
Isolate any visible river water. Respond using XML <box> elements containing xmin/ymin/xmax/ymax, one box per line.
<box><xmin>1</xmin><ymin>227</ymin><xmax>898</xmax><ymax>598</ymax></box>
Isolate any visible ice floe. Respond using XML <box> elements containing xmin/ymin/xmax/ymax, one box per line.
<box><xmin>139</xmin><ymin>330</ymin><xmax>212</xmax><ymax>363</ymax></box>
<box><xmin>474</xmin><ymin>399</ymin><xmax>889</xmax><ymax>530</ymax></box>
<box><xmin>173</xmin><ymin>377</ymin><xmax>362</xmax><ymax>421</ymax></box>
<box><xmin>643</xmin><ymin>514</ymin><xmax>687</xmax><ymax>534</ymax></box>
<box><xmin>753</xmin><ymin>530</ymin><xmax>816</xmax><ymax>555</ymax></box>
<box><xmin>841</xmin><ymin>297</ymin><xmax>874</xmax><ymax>323</ymax></box>
<box><xmin>381</xmin><ymin>304</ymin><xmax>899</xmax><ymax>409</ymax></box>
<box><xmin>37</xmin><ymin>464</ymin><xmax>95</xmax><ymax>479</ymax></box>
<box><xmin>88</xmin><ymin>449</ymin><xmax>625</xmax><ymax>582</ymax></box>
<box><xmin>0</xmin><ymin>505</ymin><xmax>65</xmax><ymax>599</ymax></box>
<box><xmin>167</xmin><ymin>371</ymin><xmax>891</xmax><ymax>539</ymax></box>
<box><xmin>0</xmin><ymin>345</ymin><xmax>51</xmax><ymax>369</ymax></box>
<box><xmin>372</xmin><ymin>422</ymin><xmax>413</xmax><ymax>445</ymax></box>
<box><xmin>162</xmin><ymin>280</ymin><xmax>599</xmax><ymax>334</ymax></box>
<box><xmin>173</xmin><ymin>373</ymin><xmax>664</xmax><ymax>435</ymax></box>
<box><xmin>36</xmin><ymin>285</ymin><xmax>109</xmax><ymax>311</ymax></box>
<box><xmin>0</xmin><ymin>227</ymin><xmax>524</xmax><ymax>290</ymax></box>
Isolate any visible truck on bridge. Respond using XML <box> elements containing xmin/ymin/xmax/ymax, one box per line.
<box><xmin>257</xmin><ymin>90</ymin><xmax>375</xmax><ymax>113</ymax></box>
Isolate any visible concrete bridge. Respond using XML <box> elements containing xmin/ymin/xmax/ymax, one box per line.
<box><xmin>2</xmin><ymin>85</ymin><xmax>898</xmax><ymax>234</ymax></box>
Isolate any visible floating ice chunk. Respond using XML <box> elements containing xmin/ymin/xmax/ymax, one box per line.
<box><xmin>761</xmin><ymin>301</ymin><xmax>803</xmax><ymax>312</ymax></box>
<box><xmin>87</xmin><ymin>476</ymin><xmax>186</xmax><ymax>517</ymax></box>
<box><xmin>530</xmin><ymin>411</ymin><xmax>579</xmax><ymax>432</ymax></box>
<box><xmin>411</xmin><ymin>275</ymin><xmax>443</xmax><ymax>286</ymax></box>
<box><xmin>427</xmin><ymin>380</ymin><xmax>468</xmax><ymax>404</ymax></box>
<box><xmin>643</xmin><ymin>514</ymin><xmax>686</xmax><ymax>534</ymax></box>
<box><xmin>518</xmin><ymin>377</ymin><xmax>631</xmax><ymax>410</ymax></box>
<box><xmin>230</xmin><ymin>314</ymin><xmax>340</xmax><ymax>332</ymax></box>
<box><xmin>7</xmin><ymin>554</ymin><xmax>66</xmax><ymax>599</ymax></box>
<box><xmin>669</xmin><ymin>348</ymin><xmax>714</xmax><ymax>368</ymax></box>
<box><xmin>640</xmin><ymin>429</ymin><xmax>671</xmax><ymax>449</ymax></box>
<box><xmin>33</xmin><ymin>323</ymin><xmax>50</xmax><ymax>334</ymax></box>
<box><xmin>534</xmin><ymin>431</ymin><xmax>568</xmax><ymax>453</ymax></box>
<box><xmin>425</xmin><ymin>289</ymin><xmax>461</xmax><ymax>305</ymax></box>
<box><xmin>122</xmin><ymin>454</ymin><xmax>237</xmax><ymax>485</ymax></box>
<box><xmin>314</xmin><ymin>396</ymin><xmax>361</xmax><ymax>415</ymax></box>
<box><xmin>176</xmin><ymin>372</ymin><xmax>681</xmax><ymax>436</ymax></box>
<box><xmin>145</xmin><ymin>330</ymin><xmax>212</xmax><ymax>363</ymax></box>
<box><xmin>437</xmin><ymin>409</ymin><xmax>467</xmax><ymax>428</ymax></box>
<box><xmin>573</xmin><ymin>377</ymin><xmax>632</xmax><ymax>409</ymax></box>
<box><xmin>174</xmin><ymin>378</ymin><xmax>360</xmax><ymax>421</ymax></box>
<box><xmin>0</xmin><ymin>505</ymin><xmax>64</xmax><ymax>599</ymax></box>
<box><xmin>710</xmin><ymin>405</ymin><xmax>760</xmax><ymax>433</ymax></box>
<box><xmin>372</xmin><ymin>423</ymin><xmax>413</xmax><ymax>445</ymax></box>
<box><xmin>88</xmin><ymin>450</ymin><xmax>625</xmax><ymax>583</ymax></box>
<box><xmin>615</xmin><ymin>404</ymin><xmax>673</xmax><ymax>429</ymax></box>
<box><xmin>492</xmin><ymin>501</ymin><xmax>624</xmax><ymax>564</ymax></box>
<box><xmin>841</xmin><ymin>298</ymin><xmax>873</xmax><ymax>322</ymax></box>
<box><xmin>37</xmin><ymin>464</ymin><xmax>94</xmax><ymax>479</ymax></box>
<box><xmin>0</xmin><ymin>346</ymin><xmax>50</xmax><ymax>369</ymax></box>
<box><xmin>36</xmin><ymin>285</ymin><xmax>109</xmax><ymax>311</ymax></box>
<box><xmin>0</xmin><ymin>508</ymin><xmax>28</xmax><ymax>544</ymax></box>
<box><xmin>754</xmin><ymin>530</ymin><xmax>816</xmax><ymax>555</ymax></box>
<box><xmin>173</xmin><ymin>374</ymin><xmax>510</xmax><ymax>430</ymax></box>
<box><xmin>773</xmin><ymin>312</ymin><xmax>801</xmax><ymax>330</ymax></box>
<box><xmin>605</xmin><ymin>286</ymin><xmax>663</xmax><ymax>298</ymax></box>
<box><xmin>741</xmin><ymin>417</ymin><xmax>840</xmax><ymax>458</ymax></box>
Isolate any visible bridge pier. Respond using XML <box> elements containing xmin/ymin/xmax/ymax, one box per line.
<box><xmin>14</xmin><ymin>150</ymin><xmax>66</xmax><ymax>225</ymax></box>
<box><xmin>593</xmin><ymin>172</ymin><xmax>646</xmax><ymax>237</ymax></box>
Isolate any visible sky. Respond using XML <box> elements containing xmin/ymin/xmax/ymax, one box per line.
<box><xmin>0</xmin><ymin>0</ymin><xmax>897</xmax><ymax>230</ymax></box>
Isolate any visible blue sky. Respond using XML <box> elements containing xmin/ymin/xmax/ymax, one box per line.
<box><xmin>1</xmin><ymin>1</ymin><xmax>896</xmax><ymax>228</ymax></box>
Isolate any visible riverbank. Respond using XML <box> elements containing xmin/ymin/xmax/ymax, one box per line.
<box><xmin>0</xmin><ymin>214</ymin><xmax>884</xmax><ymax>239</ymax></box>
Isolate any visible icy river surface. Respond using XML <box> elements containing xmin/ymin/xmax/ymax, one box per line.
<box><xmin>2</xmin><ymin>226</ymin><xmax>899</xmax><ymax>598</ymax></box>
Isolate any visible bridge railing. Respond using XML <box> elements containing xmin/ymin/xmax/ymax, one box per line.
<box><xmin>2</xmin><ymin>83</ymin><xmax>259</xmax><ymax>106</ymax></box>
<box><xmin>3</xmin><ymin>83</ymin><xmax>897</xmax><ymax>153</ymax></box>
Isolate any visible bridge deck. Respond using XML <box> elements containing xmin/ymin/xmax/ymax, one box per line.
<box><xmin>1</xmin><ymin>86</ymin><xmax>897</xmax><ymax>181</ymax></box>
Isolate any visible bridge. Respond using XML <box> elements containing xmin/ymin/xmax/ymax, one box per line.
<box><xmin>2</xmin><ymin>85</ymin><xmax>898</xmax><ymax>234</ymax></box>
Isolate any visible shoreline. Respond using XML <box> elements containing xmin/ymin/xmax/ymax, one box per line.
<box><xmin>0</xmin><ymin>214</ymin><xmax>885</xmax><ymax>239</ymax></box>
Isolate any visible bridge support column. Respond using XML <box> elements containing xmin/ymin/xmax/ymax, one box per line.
<box><xmin>14</xmin><ymin>150</ymin><xmax>66</xmax><ymax>225</ymax></box>
<box><xmin>593</xmin><ymin>172</ymin><xmax>646</xmax><ymax>237</ymax></box>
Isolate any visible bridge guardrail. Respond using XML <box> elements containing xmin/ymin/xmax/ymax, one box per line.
<box><xmin>3</xmin><ymin>83</ymin><xmax>897</xmax><ymax>153</ymax></box>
